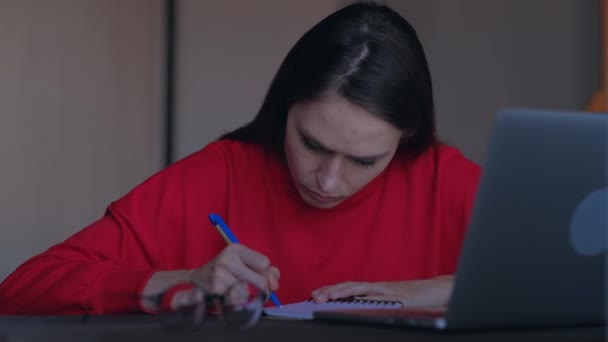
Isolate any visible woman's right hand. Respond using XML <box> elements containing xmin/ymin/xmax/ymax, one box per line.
<box><xmin>191</xmin><ymin>244</ymin><xmax>280</xmax><ymax>296</ymax></box>
<box><xmin>140</xmin><ymin>244</ymin><xmax>280</xmax><ymax>312</ymax></box>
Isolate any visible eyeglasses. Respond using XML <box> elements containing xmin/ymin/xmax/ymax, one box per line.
<box><xmin>157</xmin><ymin>281</ymin><xmax>265</xmax><ymax>332</ymax></box>
<box><xmin>82</xmin><ymin>280</ymin><xmax>265</xmax><ymax>332</ymax></box>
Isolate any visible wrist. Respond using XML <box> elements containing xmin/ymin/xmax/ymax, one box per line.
<box><xmin>140</xmin><ymin>269</ymin><xmax>195</xmax><ymax>312</ymax></box>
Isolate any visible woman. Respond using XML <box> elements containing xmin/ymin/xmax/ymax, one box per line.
<box><xmin>0</xmin><ymin>1</ymin><xmax>480</xmax><ymax>314</ymax></box>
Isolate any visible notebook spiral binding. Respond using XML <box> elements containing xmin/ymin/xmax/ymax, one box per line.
<box><xmin>306</xmin><ymin>298</ymin><xmax>401</xmax><ymax>306</ymax></box>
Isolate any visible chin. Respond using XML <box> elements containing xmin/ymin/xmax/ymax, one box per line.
<box><xmin>305</xmin><ymin>199</ymin><xmax>342</xmax><ymax>209</ymax></box>
<box><xmin>298</xmin><ymin>189</ymin><xmax>344</xmax><ymax>209</ymax></box>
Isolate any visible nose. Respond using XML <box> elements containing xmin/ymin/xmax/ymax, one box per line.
<box><xmin>316</xmin><ymin>156</ymin><xmax>341</xmax><ymax>193</ymax></box>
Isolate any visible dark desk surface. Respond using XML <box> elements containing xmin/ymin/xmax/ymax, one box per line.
<box><xmin>0</xmin><ymin>315</ymin><xmax>604</xmax><ymax>342</ymax></box>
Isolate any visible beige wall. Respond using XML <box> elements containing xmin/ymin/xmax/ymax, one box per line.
<box><xmin>175</xmin><ymin>0</ymin><xmax>600</xmax><ymax>163</ymax></box>
<box><xmin>350</xmin><ymin>0</ymin><xmax>600</xmax><ymax>163</ymax></box>
<box><xmin>174</xmin><ymin>0</ymin><xmax>341</xmax><ymax>159</ymax></box>
<box><xmin>0</xmin><ymin>0</ymin><xmax>164</xmax><ymax>280</ymax></box>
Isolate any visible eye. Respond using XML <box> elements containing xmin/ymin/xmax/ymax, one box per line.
<box><xmin>299</xmin><ymin>133</ymin><xmax>377</xmax><ymax>168</ymax></box>
<box><xmin>300</xmin><ymin>136</ymin><xmax>327</xmax><ymax>154</ymax></box>
<box><xmin>351</xmin><ymin>158</ymin><xmax>376</xmax><ymax>168</ymax></box>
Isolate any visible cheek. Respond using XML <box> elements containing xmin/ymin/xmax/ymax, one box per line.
<box><xmin>342</xmin><ymin>162</ymin><xmax>391</xmax><ymax>195</ymax></box>
<box><xmin>343</xmin><ymin>171</ymin><xmax>376</xmax><ymax>194</ymax></box>
<box><xmin>285</xmin><ymin>137</ymin><xmax>318</xmax><ymax>181</ymax></box>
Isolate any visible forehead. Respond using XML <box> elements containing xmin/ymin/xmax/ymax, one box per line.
<box><xmin>289</xmin><ymin>94</ymin><xmax>402</xmax><ymax>155</ymax></box>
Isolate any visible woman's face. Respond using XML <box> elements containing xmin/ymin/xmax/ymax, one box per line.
<box><xmin>284</xmin><ymin>94</ymin><xmax>403</xmax><ymax>208</ymax></box>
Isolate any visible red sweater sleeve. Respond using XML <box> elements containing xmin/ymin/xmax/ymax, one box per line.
<box><xmin>0</xmin><ymin>142</ymin><xmax>229</xmax><ymax>315</ymax></box>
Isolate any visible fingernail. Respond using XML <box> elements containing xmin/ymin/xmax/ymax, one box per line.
<box><xmin>313</xmin><ymin>294</ymin><xmax>326</xmax><ymax>303</ymax></box>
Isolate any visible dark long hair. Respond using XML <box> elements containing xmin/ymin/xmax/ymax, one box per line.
<box><xmin>219</xmin><ymin>1</ymin><xmax>436</xmax><ymax>158</ymax></box>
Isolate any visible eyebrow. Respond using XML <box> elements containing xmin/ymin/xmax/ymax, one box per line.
<box><xmin>296</xmin><ymin>125</ymin><xmax>391</xmax><ymax>161</ymax></box>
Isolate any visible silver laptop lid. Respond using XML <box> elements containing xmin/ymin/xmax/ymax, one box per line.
<box><xmin>447</xmin><ymin>108</ymin><xmax>607</xmax><ymax>328</ymax></box>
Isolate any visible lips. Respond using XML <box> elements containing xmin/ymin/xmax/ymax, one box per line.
<box><xmin>303</xmin><ymin>187</ymin><xmax>342</xmax><ymax>203</ymax></box>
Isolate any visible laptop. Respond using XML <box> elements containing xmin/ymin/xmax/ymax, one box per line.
<box><xmin>314</xmin><ymin>108</ymin><xmax>607</xmax><ymax>330</ymax></box>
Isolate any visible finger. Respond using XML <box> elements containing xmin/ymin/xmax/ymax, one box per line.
<box><xmin>313</xmin><ymin>281</ymin><xmax>357</xmax><ymax>295</ymax></box>
<box><xmin>319</xmin><ymin>282</ymin><xmax>393</xmax><ymax>301</ymax></box>
<box><xmin>312</xmin><ymin>284</ymin><xmax>342</xmax><ymax>303</ymax></box>
<box><xmin>229</xmin><ymin>245</ymin><xmax>279</xmax><ymax>292</ymax></box>
<box><xmin>200</xmin><ymin>266</ymin><xmax>239</xmax><ymax>295</ymax></box>
<box><xmin>311</xmin><ymin>284</ymin><xmax>334</xmax><ymax>297</ymax></box>
<box><xmin>327</xmin><ymin>282</ymin><xmax>388</xmax><ymax>301</ymax></box>
<box><xmin>170</xmin><ymin>287</ymin><xmax>205</xmax><ymax>311</ymax></box>
<box><xmin>313</xmin><ymin>282</ymin><xmax>376</xmax><ymax>303</ymax></box>
<box><xmin>207</xmin><ymin>246</ymin><xmax>272</xmax><ymax>293</ymax></box>
<box><xmin>264</xmin><ymin>266</ymin><xmax>280</xmax><ymax>292</ymax></box>
<box><xmin>310</xmin><ymin>286</ymin><xmax>329</xmax><ymax>303</ymax></box>
<box><xmin>232</xmin><ymin>244</ymin><xmax>272</xmax><ymax>273</ymax></box>
<box><xmin>222</xmin><ymin>259</ymin><xmax>269</xmax><ymax>293</ymax></box>
<box><xmin>311</xmin><ymin>284</ymin><xmax>340</xmax><ymax>303</ymax></box>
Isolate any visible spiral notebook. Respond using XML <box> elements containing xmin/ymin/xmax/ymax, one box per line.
<box><xmin>263</xmin><ymin>298</ymin><xmax>403</xmax><ymax>320</ymax></box>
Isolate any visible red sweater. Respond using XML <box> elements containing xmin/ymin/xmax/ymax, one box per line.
<box><xmin>0</xmin><ymin>140</ymin><xmax>481</xmax><ymax>314</ymax></box>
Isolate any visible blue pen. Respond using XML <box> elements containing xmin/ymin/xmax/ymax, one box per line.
<box><xmin>208</xmin><ymin>213</ymin><xmax>282</xmax><ymax>308</ymax></box>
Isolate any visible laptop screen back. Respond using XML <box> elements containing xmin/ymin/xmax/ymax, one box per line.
<box><xmin>446</xmin><ymin>108</ymin><xmax>607</xmax><ymax>328</ymax></box>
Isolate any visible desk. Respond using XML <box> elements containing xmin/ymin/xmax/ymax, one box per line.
<box><xmin>0</xmin><ymin>315</ymin><xmax>604</xmax><ymax>342</ymax></box>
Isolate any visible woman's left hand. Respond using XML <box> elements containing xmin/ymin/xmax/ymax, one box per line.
<box><xmin>310</xmin><ymin>275</ymin><xmax>454</xmax><ymax>308</ymax></box>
